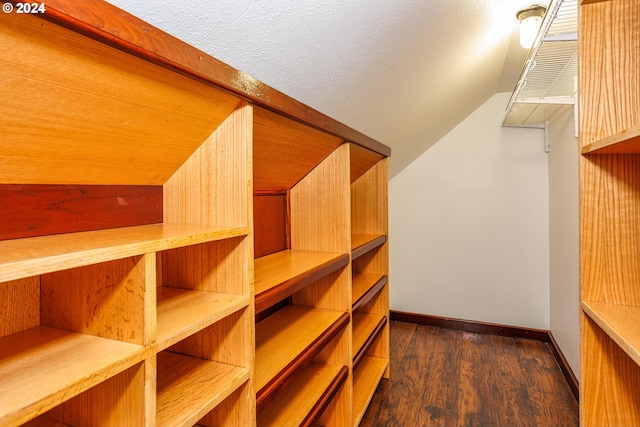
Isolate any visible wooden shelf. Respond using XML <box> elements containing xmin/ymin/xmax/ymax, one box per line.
<box><xmin>254</xmin><ymin>250</ymin><xmax>349</xmax><ymax>314</ymax></box>
<box><xmin>157</xmin><ymin>287</ymin><xmax>250</xmax><ymax>351</ymax></box>
<box><xmin>156</xmin><ymin>351</ymin><xmax>251</xmax><ymax>427</ymax></box>
<box><xmin>351</xmin><ymin>234</ymin><xmax>386</xmax><ymax>260</ymax></box>
<box><xmin>352</xmin><ymin>313</ymin><xmax>387</xmax><ymax>367</ymax></box>
<box><xmin>353</xmin><ymin>356</ymin><xmax>388</xmax><ymax>426</ymax></box>
<box><xmin>352</xmin><ymin>273</ymin><xmax>387</xmax><ymax>311</ymax></box>
<box><xmin>255</xmin><ymin>305</ymin><xmax>350</xmax><ymax>406</ymax></box>
<box><xmin>257</xmin><ymin>362</ymin><xmax>348</xmax><ymax>427</ymax></box>
<box><xmin>582</xmin><ymin>301</ymin><xmax>640</xmax><ymax>366</ymax></box>
<box><xmin>0</xmin><ymin>326</ymin><xmax>148</xmax><ymax>427</ymax></box>
<box><xmin>581</xmin><ymin>124</ymin><xmax>640</xmax><ymax>154</ymax></box>
<box><xmin>0</xmin><ymin>223</ymin><xmax>249</xmax><ymax>283</ymax></box>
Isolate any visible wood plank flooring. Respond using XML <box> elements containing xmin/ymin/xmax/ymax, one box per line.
<box><xmin>360</xmin><ymin>321</ymin><xmax>579</xmax><ymax>427</ymax></box>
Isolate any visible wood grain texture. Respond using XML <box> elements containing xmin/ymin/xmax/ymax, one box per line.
<box><xmin>0</xmin><ymin>13</ymin><xmax>241</xmax><ymax>185</ymax></box>
<box><xmin>254</xmin><ymin>250</ymin><xmax>349</xmax><ymax>314</ymax></box>
<box><xmin>157</xmin><ymin>287</ymin><xmax>250</xmax><ymax>351</ymax></box>
<box><xmin>0</xmin><ymin>223</ymin><xmax>249</xmax><ymax>284</ymax></box>
<box><xmin>351</xmin><ymin>234</ymin><xmax>387</xmax><ymax>261</ymax></box>
<box><xmin>40</xmin><ymin>255</ymin><xmax>151</xmax><ymax>345</ymax></box>
<box><xmin>582</xmin><ymin>301</ymin><xmax>640</xmax><ymax>367</ymax></box>
<box><xmin>580</xmin><ymin>154</ymin><xmax>640</xmax><ymax>305</ymax></box>
<box><xmin>47</xmin><ymin>361</ymin><xmax>151</xmax><ymax>427</ymax></box>
<box><xmin>353</xmin><ymin>314</ymin><xmax>387</xmax><ymax>368</ymax></box>
<box><xmin>0</xmin><ymin>326</ymin><xmax>148</xmax><ymax>426</ymax></box>
<box><xmin>26</xmin><ymin>0</ymin><xmax>390</xmax><ymax>157</ymax></box>
<box><xmin>350</xmin><ymin>144</ymin><xmax>385</xmax><ymax>184</ymax></box>
<box><xmin>163</xmin><ymin>103</ymin><xmax>252</xmax><ymax>230</ymax></box>
<box><xmin>290</xmin><ymin>143</ymin><xmax>351</xmax><ymax>255</ymax></box>
<box><xmin>253</xmin><ymin>192</ymin><xmax>289</xmax><ymax>258</ymax></box>
<box><xmin>353</xmin><ymin>356</ymin><xmax>389</xmax><ymax>426</ymax></box>
<box><xmin>255</xmin><ymin>306</ymin><xmax>349</xmax><ymax>404</ymax></box>
<box><xmin>581</xmin><ymin>123</ymin><xmax>640</xmax><ymax>154</ymax></box>
<box><xmin>0</xmin><ymin>184</ymin><xmax>162</xmax><ymax>241</ymax></box>
<box><xmin>156</xmin><ymin>351</ymin><xmax>250</xmax><ymax>427</ymax></box>
<box><xmin>352</xmin><ymin>274</ymin><xmax>387</xmax><ymax>312</ymax></box>
<box><xmin>253</xmin><ymin>107</ymin><xmax>343</xmax><ymax>191</ymax></box>
<box><xmin>359</xmin><ymin>322</ymin><xmax>579</xmax><ymax>427</ymax></box>
<box><xmin>579</xmin><ymin>0</ymin><xmax>640</xmax><ymax>147</ymax></box>
<box><xmin>257</xmin><ymin>363</ymin><xmax>348</xmax><ymax>427</ymax></box>
<box><xmin>0</xmin><ymin>276</ymin><xmax>39</xmax><ymax>338</ymax></box>
<box><xmin>350</xmin><ymin>157</ymin><xmax>388</xmax><ymax>237</ymax></box>
<box><xmin>581</xmin><ymin>314</ymin><xmax>640</xmax><ymax>426</ymax></box>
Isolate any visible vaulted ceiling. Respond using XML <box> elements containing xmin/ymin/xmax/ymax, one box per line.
<box><xmin>107</xmin><ymin>0</ymin><xmax>549</xmax><ymax>177</ymax></box>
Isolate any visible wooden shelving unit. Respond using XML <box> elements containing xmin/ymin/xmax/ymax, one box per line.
<box><xmin>579</xmin><ymin>1</ymin><xmax>640</xmax><ymax>425</ymax></box>
<box><xmin>349</xmin><ymin>144</ymin><xmax>390</xmax><ymax>426</ymax></box>
<box><xmin>0</xmin><ymin>2</ymin><xmax>389</xmax><ymax>426</ymax></box>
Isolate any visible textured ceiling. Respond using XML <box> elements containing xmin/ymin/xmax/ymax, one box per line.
<box><xmin>106</xmin><ymin>0</ymin><xmax>548</xmax><ymax>177</ymax></box>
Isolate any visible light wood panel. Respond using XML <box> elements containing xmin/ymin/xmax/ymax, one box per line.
<box><xmin>163</xmin><ymin>103</ymin><xmax>253</xmax><ymax>229</ymax></box>
<box><xmin>581</xmin><ymin>124</ymin><xmax>640</xmax><ymax>154</ymax></box>
<box><xmin>157</xmin><ymin>287</ymin><xmax>250</xmax><ymax>351</ymax></box>
<box><xmin>254</xmin><ymin>250</ymin><xmax>349</xmax><ymax>313</ymax></box>
<box><xmin>0</xmin><ymin>277</ymin><xmax>39</xmax><ymax>338</ymax></box>
<box><xmin>351</xmin><ymin>157</ymin><xmax>388</xmax><ymax>236</ymax></box>
<box><xmin>257</xmin><ymin>363</ymin><xmax>348</xmax><ymax>427</ymax></box>
<box><xmin>47</xmin><ymin>361</ymin><xmax>152</xmax><ymax>427</ymax></box>
<box><xmin>255</xmin><ymin>305</ymin><xmax>347</xmax><ymax>393</ymax></box>
<box><xmin>579</xmin><ymin>0</ymin><xmax>640</xmax><ymax>146</ymax></box>
<box><xmin>350</xmin><ymin>143</ymin><xmax>385</xmax><ymax>184</ymax></box>
<box><xmin>0</xmin><ymin>14</ymin><xmax>241</xmax><ymax>185</ymax></box>
<box><xmin>582</xmin><ymin>315</ymin><xmax>640</xmax><ymax>426</ymax></box>
<box><xmin>580</xmin><ymin>155</ymin><xmax>640</xmax><ymax>305</ymax></box>
<box><xmin>156</xmin><ymin>351</ymin><xmax>250</xmax><ymax>427</ymax></box>
<box><xmin>582</xmin><ymin>301</ymin><xmax>640</xmax><ymax>366</ymax></box>
<box><xmin>351</xmin><ymin>234</ymin><xmax>387</xmax><ymax>261</ymax></box>
<box><xmin>579</xmin><ymin>1</ymin><xmax>640</xmax><ymax>426</ymax></box>
<box><xmin>0</xmin><ymin>223</ymin><xmax>249</xmax><ymax>283</ymax></box>
<box><xmin>353</xmin><ymin>273</ymin><xmax>387</xmax><ymax>312</ymax></box>
<box><xmin>290</xmin><ymin>143</ymin><xmax>351</xmax><ymax>254</ymax></box>
<box><xmin>40</xmin><ymin>255</ymin><xmax>153</xmax><ymax>345</ymax></box>
<box><xmin>353</xmin><ymin>356</ymin><xmax>388</xmax><ymax>426</ymax></box>
<box><xmin>0</xmin><ymin>326</ymin><xmax>149</xmax><ymax>426</ymax></box>
<box><xmin>253</xmin><ymin>107</ymin><xmax>344</xmax><ymax>191</ymax></box>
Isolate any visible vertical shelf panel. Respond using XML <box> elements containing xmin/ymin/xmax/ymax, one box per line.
<box><xmin>289</xmin><ymin>142</ymin><xmax>352</xmax><ymax>427</ymax></box>
<box><xmin>579</xmin><ymin>1</ymin><xmax>640</xmax><ymax>426</ymax></box>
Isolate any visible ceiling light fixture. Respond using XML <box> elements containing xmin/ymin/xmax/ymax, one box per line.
<box><xmin>516</xmin><ymin>5</ymin><xmax>547</xmax><ymax>49</ymax></box>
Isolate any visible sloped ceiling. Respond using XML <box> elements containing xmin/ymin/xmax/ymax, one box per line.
<box><xmin>106</xmin><ymin>0</ymin><xmax>548</xmax><ymax>177</ymax></box>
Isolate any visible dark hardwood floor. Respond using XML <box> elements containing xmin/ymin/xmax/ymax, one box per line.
<box><xmin>360</xmin><ymin>321</ymin><xmax>579</xmax><ymax>427</ymax></box>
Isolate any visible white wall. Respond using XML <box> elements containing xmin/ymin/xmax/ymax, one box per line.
<box><xmin>389</xmin><ymin>92</ymin><xmax>550</xmax><ymax>330</ymax></box>
<box><xmin>548</xmin><ymin>109</ymin><xmax>580</xmax><ymax>378</ymax></box>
